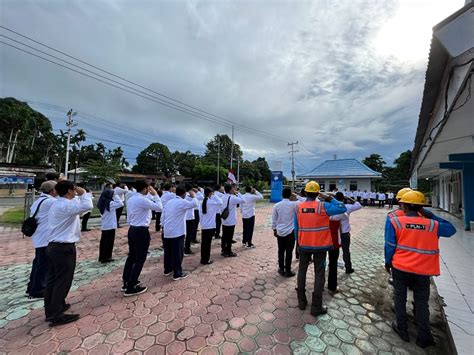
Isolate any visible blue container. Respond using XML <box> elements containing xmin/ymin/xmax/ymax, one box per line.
<box><xmin>270</xmin><ymin>171</ymin><xmax>283</xmax><ymax>202</ymax></box>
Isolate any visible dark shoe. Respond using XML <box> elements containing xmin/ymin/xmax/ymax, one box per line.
<box><xmin>345</xmin><ymin>268</ymin><xmax>355</xmax><ymax>274</ymax></box>
<box><xmin>221</xmin><ymin>252</ymin><xmax>226</xmax><ymax>256</ymax></box>
<box><xmin>284</xmin><ymin>271</ymin><xmax>296</xmax><ymax>277</ymax></box>
<box><xmin>173</xmin><ymin>272</ymin><xmax>189</xmax><ymax>281</ymax></box>
<box><xmin>224</xmin><ymin>252</ymin><xmax>237</xmax><ymax>257</ymax></box>
<box><xmin>163</xmin><ymin>271</ymin><xmax>173</xmax><ymax>276</ymax></box>
<box><xmin>27</xmin><ymin>294</ymin><xmax>44</xmax><ymax>301</ymax></box>
<box><xmin>124</xmin><ymin>285</ymin><xmax>148</xmax><ymax>297</ymax></box>
<box><xmin>191</xmin><ymin>240</ymin><xmax>199</xmax><ymax>244</ymax></box>
<box><xmin>215</xmin><ymin>236</ymin><xmax>221</xmax><ymax>239</ymax></box>
<box><xmin>231</xmin><ymin>240</ymin><xmax>236</xmax><ymax>244</ymax></box>
<box><xmin>310</xmin><ymin>306</ymin><xmax>328</xmax><ymax>317</ymax></box>
<box><xmin>246</xmin><ymin>244</ymin><xmax>256</xmax><ymax>248</ymax></box>
<box><xmin>45</xmin><ymin>304</ymin><xmax>71</xmax><ymax>322</ymax></box>
<box><xmin>392</xmin><ymin>321</ymin><xmax>410</xmax><ymax>342</ymax></box>
<box><xmin>121</xmin><ymin>281</ymin><xmax>141</xmax><ymax>292</ymax></box>
<box><xmin>49</xmin><ymin>313</ymin><xmax>79</xmax><ymax>327</ymax></box>
<box><xmin>328</xmin><ymin>287</ymin><xmax>339</xmax><ymax>296</ymax></box>
<box><xmin>278</xmin><ymin>269</ymin><xmax>285</xmax><ymax>276</ymax></box>
<box><xmin>201</xmin><ymin>259</ymin><xmax>214</xmax><ymax>265</ymax></box>
<box><xmin>297</xmin><ymin>289</ymin><xmax>307</xmax><ymax>310</ymax></box>
<box><xmin>184</xmin><ymin>250</ymin><xmax>194</xmax><ymax>257</ymax></box>
<box><xmin>81</xmin><ymin>229</ymin><xmax>91</xmax><ymax>232</ymax></box>
<box><xmin>389</xmin><ymin>277</ymin><xmax>394</xmax><ymax>285</ymax></box>
<box><xmin>416</xmin><ymin>337</ymin><xmax>435</xmax><ymax>348</ymax></box>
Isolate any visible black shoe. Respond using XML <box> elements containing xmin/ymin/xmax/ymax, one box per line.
<box><xmin>121</xmin><ymin>281</ymin><xmax>142</xmax><ymax>292</ymax></box>
<box><xmin>163</xmin><ymin>271</ymin><xmax>173</xmax><ymax>276</ymax></box>
<box><xmin>191</xmin><ymin>240</ymin><xmax>199</xmax><ymax>244</ymax></box>
<box><xmin>49</xmin><ymin>313</ymin><xmax>79</xmax><ymax>327</ymax></box>
<box><xmin>389</xmin><ymin>278</ymin><xmax>394</xmax><ymax>285</ymax></box>
<box><xmin>63</xmin><ymin>304</ymin><xmax>71</xmax><ymax>312</ymax></box>
<box><xmin>328</xmin><ymin>288</ymin><xmax>339</xmax><ymax>296</ymax></box>
<box><xmin>416</xmin><ymin>337</ymin><xmax>435</xmax><ymax>348</ymax></box>
<box><xmin>27</xmin><ymin>294</ymin><xmax>44</xmax><ymax>301</ymax></box>
<box><xmin>284</xmin><ymin>271</ymin><xmax>296</xmax><ymax>277</ymax></box>
<box><xmin>278</xmin><ymin>269</ymin><xmax>285</xmax><ymax>276</ymax></box>
<box><xmin>224</xmin><ymin>252</ymin><xmax>237</xmax><ymax>257</ymax></box>
<box><xmin>345</xmin><ymin>268</ymin><xmax>355</xmax><ymax>274</ymax></box>
<box><xmin>184</xmin><ymin>250</ymin><xmax>194</xmax><ymax>256</ymax></box>
<box><xmin>297</xmin><ymin>289</ymin><xmax>307</xmax><ymax>310</ymax></box>
<box><xmin>201</xmin><ymin>259</ymin><xmax>214</xmax><ymax>265</ymax></box>
<box><xmin>246</xmin><ymin>244</ymin><xmax>256</xmax><ymax>248</ymax></box>
<box><xmin>310</xmin><ymin>306</ymin><xmax>328</xmax><ymax>317</ymax></box>
<box><xmin>221</xmin><ymin>251</ymin><xmax>226</xmax><ymax>256</ymax></box>
<box><xmin>231</xmin><ymin>240</ymin><xmax>236</xmax><ymax>244</ymax></box>
<box><xmin>173</xmin><ymin>272</ymin><xmax>189</xmax><ymax>281</ymax></box>
<box><xmin>392</xmin><ymin>321</ymin><xmax>410</xmax><ymax>342</ymax></box>
<box><xmin>124</xmin><ymin>285</ymin><xmax>148</xmax><ymax>297</ymax></box>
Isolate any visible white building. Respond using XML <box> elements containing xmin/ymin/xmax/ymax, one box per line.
<box><xmin>297</xmin><ymin>158</ymin><xmax>382</xmax><ymax>192</ymax></box>
<box><xmin>410</xmin><ymin>2</ymin><xmax>473</xmax><ymax>231</ymax></box>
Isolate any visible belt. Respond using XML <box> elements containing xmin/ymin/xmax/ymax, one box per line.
<box><xmin>130</xmin><ymin>225</ymin><xmax>149</xmax><ymax>229</ymax></box>
<box><xmin>49</xmin><ymin>242</ymin><xmax>75</xmax><ymax>245</ymax></box>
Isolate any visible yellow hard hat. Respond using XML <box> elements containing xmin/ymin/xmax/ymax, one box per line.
<box><xmin>399</xmin><ymin>190</ymin><xmax>426</xmax><ymax>205</ymax></box>
<box><xmin>304</xmin><ymin>181</ymin><xmax>320</xmax><ymax>193</ymax></box>
<box><xmin>396</xmin><ymin>187</ymin><xmax>412</xmax><ymax>200</ymax></box>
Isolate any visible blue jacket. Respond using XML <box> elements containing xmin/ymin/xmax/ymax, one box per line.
<box><xmin>384</xmin><ymin>210</ymin><xmax>456</xmax><ymax>266</ymax></box>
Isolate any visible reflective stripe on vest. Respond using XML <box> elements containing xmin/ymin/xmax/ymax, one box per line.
<box><xmin>297</xmin><ymin>200</ymin><xmax>333</xmax><ymax>251</ymax></box>
<box><xmin>391</xmin><ymin>215</ymin><xmax>440</xmax><ymax>276</ymax></box>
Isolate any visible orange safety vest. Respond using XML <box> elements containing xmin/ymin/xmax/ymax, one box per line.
<box><xmin>297</xmin><ymin>200</ymin><xmax>333</xmax><ymax>251</ymax></box>
<box><xmin>388</xmin><ymin>209</ymin><xmax>405</xmax><ymax>220</ymax></box>
<box><xmin>389</xmin><ymin>214</ymin><xmax>440</xmax><ymax>276</ymax></box>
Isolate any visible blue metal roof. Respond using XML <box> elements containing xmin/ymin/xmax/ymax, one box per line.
<box><xmin>298</xmin><ymin>159</ymin><xmax>382</xmax><ymax>178</ymax></box>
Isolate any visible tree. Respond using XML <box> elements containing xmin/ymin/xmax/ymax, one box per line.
<box><xmin>252</xmin><ymin>157</ymin><xmax>271</xmax><ymax>182</ymax></box>
<box><xmin>203</xmin><ymin>134</ymin><xmax>243</xmax><ymax>168</ymax></box>
<box><xmin>362</xmin><ymin>154</ymin><xmax>386</xmax><ymax>173</ymax></box>
<box><xmin>133</xmin><ymin>142</ymin><xmax>173</xmax><ymax>176</ymax></box>
<box><xmin>82</xmin><ymin>159</ymin><xmax>122</xmax><ymax>184</ymax></box>
<box><xmin>172</xmin><ymin>150</ymin><xmax>200</xmax><ymax>177</ymax></box>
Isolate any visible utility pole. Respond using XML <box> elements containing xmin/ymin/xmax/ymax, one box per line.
<box><xmin>64</xmin><ymin>109</ymin><xmax>77</xmax><ymax>177</ymax></box>
<box><xmin>217</xmin><ymin>135</ymin><xmax>220</xmax><ymax>184</ymax></box>
<box><xmin>288</xmin><ymin>141</ymin><xmax>299</xmax><ymax>191</ymax></box>
<box><xmin>230</xmin><ymin>125</ymin><xmax>235</xmax><ymax>169</ymax></box>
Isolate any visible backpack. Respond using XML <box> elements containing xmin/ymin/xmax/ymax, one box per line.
<box><xmin>21</xmin><ymin>197</ymin><xmax>48</xmax><ymax>237</ymax></box>
<box><xmin>221</xmin><ymin>196</ymin><xmax>231</xmax><ymax>220</ymax></box>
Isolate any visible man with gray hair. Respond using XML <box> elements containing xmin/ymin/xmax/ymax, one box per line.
<box><xmin>26</xmin><ymin>180</ymin><xmax>58</xmax><ymax>300</ymax></box>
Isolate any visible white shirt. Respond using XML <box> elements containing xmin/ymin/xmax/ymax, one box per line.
<box><xmin>30</xmin><ymin>193</ymin><xmax>57</xmax><ymax>248</ymax></box>
<box><xmin>370</xmin><ymin>192</ymin><xmax>377</xmax><ymax>199</ymax></box>
<box><xmin>272</xmin><ymin>198</ymin><xmax>298</xmax><ymax>237</ymax></box>
<box><xmin>378</xmin><ymin>193</ymin><xmax>386</xmax><ymax>200</ymax></box>
<box><xmin>221</xmin><ymin>193</ymin><xmax>245</xmax><ymax>226</ymax></box>
<box><xmin>114</xmin><ymin>186</ymin><xmax>129</xmax><ymax>202</ymax></box>
<box><xmin>162</xmin><ymin>196</ymin><xmax>196</xmax><ymax>238</ymax></box>
<box><xmin>185</xmin><ymin>193</ymin><xmax>196</xmax><ymax>220</ymax></box>
<box><xmin>388</xmin><ymin>192</ymin><xmax>394</xmax><ymax>199</ymax></box>
<box><xmin>48</xmin><ymin>194</ymin><xmax>93</xmax><ymax>243</ymax></box>
<box><xmin>330</xmin><ymin>202</ymin><xmax>362</xmax><ymax>233</ymax></box>
<box><xmin>199</xmin><ymin>194</ymin><xmax>223</xmax><ymax>229</ymax></box>
<box><xmin>195</xmin><ymin>191</ymin><xmax>204</xmax><ymax>210</ymax></box>
<box><xmin>100</xmin><ymin>196</ymin><xmax>124</xmax><ymax>230</ymax></box>
<box><xmin>161</xmin><ymin>191</ymin><xmax>176</xmax><ymax>207</ymax></box>
<box><xmin>362</xmin><ymin>192</ymin><xmax>369</xmax><ymax>199</ymax></box>
<box><xmin>241</xmin><ymin>191</ymin><xmax>263</xmax><ymax>219</ymax></box>
<box><xmin>126</xmin><ymin>193</ymin><xmax>162</xmax><ymax>227</ymax></box>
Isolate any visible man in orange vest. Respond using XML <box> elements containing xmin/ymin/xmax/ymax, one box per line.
<box><xmin>385</xmin><ymin>190</ymin><xmax>456</xmax><ymax>348</ymax></box>
<box><xmin>295</xmin><ymin>181</ymin><xmax>346</xmax><ymax>317</ymax></box>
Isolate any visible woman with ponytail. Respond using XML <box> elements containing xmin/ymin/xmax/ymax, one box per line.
<box><xmin>199</xmin><ymin>187</ymin><xmax>222</xmax><ymax>265</ymax></box>
<box><xmin>98</xmin><ymin>188</ymin><xmax>124</xmax><ymax>263</ymax></box>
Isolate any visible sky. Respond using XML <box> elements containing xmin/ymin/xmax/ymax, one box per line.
<box><xmin>0</xmin><ymin>0</ymin><xmax>466</xmax><ymax>176</ymax></box>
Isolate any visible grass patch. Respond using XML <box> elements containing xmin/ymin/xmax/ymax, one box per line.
<box><xmin>0</xmin><ymin>207</ymin><xmax>25</xmax><ymax>225</ymax></box>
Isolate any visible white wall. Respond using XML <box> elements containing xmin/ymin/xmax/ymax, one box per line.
<box><xmin>315</xmin><ymin>178</ymin><xmax>373</xmax><ymax>192</ymax></box>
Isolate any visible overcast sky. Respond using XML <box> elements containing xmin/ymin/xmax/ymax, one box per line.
<box><xmin>0</xmin><ymin>0</ymin><xmax>465</xmax><ymax>175</ymax></box>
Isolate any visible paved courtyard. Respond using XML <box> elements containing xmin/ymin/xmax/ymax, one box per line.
<box><xmin>0</xmin><ymin>203</ymin><xmax>454</xmax><ymax>354</ymax></box>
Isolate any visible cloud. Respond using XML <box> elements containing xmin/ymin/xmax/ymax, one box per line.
<box><xmin>0</xmin><ymin>0</ymin><xmax>465</xmax><ymax>175</ymax></box>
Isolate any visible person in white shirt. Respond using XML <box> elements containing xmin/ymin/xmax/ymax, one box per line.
<box><xmin>378</xmin><ymin>192</ymin><xmax>386</xmax><ymax>208</ymax></box>
<box><xmin>45</xmin><ymin>180</ymin><xmax>93</xmax><ymax>326</ymax></box>
<box><xmin>184</xmin><ymin>184</ymin><xmax>197</xmax><ymax>256</ymax></box>
<box><xmin>113</xmin><ymin>183</ymin><xmax>129</xmax><ymax>228</ymax></box>
<box><xmin>387</xmin><ymin>191</ymin><xmax>395</xmax><ymax>208</ymax></box>
<box><xmin>162</xmin><ymin>186</ymin><xmax>196</xmax><ymax>280</ymax></box>
<box><xmin>77</xmin><ymin>183</ymin><xmax>93</xmax><ymax>232</ymax></box>
<box><xmin>362</xmin><ymin>190</ymin><xmax>369</xmax><ymax>206</ymax></box>
<box><xmin>356</xmin><ymin>190</ymin><xmax>362</xmax><ymax>203</ymax></box>
<box><xmin>214</xmin><ymin>185</ymin><xmax>224</xmax><ymax>239</ymax></box>
<box><xmin>370</xmin><ymin>191</ymin><xmax>377</xmax><ymax>207</ymax></box>
<box><xmin>272</xmin><ymin>188</ymin><xmax>298</xmax><ymax>277</ymax></box>
<box><xmin>241</xmin><ymin>186</ymin><xmax>263</xmax><ymax>248</ymax></box>
<box><xmin>192</xmin><ymin>185</ymin><xmax>204</xmax><ymax>244</ymax></box>
<box><xmin>199</xmin><ymin>187</ymin><xmax>222</xmax><ymax>265</ymax></box>
<box><xmin>221</xmin><ymin>184</ymin><xmax>245</xmax><ymax>257</ymax></box>
<box><xmin>330</xmin><ymin>192</ymin><xmax>362</xmax><ymax>274</ymax></box>
<box><xmin>157</xmin><ymin>183</ymin><xmax>175</xmax><ymax>232</ymax></box>
<box><xmin>122</xmin><ymin>180</ymin><xmax>162</xmax><ymax>296</ymax></box>
<box><xmin>26</xmin><ymin>181</ymin><xmax>58</xmax><ymax>300</ymax></box>
<box><xmin>97</xmin><ymin>189</ymin><xmax>124</xmax><ymax>263</ymax></box>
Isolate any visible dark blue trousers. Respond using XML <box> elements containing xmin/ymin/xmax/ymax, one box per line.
<box><xmin>163</xmin><ymin>235</ymin><xmax>184</xmax><ymax>278</ymax></box>
<box><xmin>28</xmin><ymin>246</ymin><xmax>48</xmax><ymax>297</ymax></box>
<box><xmin>122</xmin><ymin>226</ymin><xmax>150</xmax><ymax>288</ymax></box>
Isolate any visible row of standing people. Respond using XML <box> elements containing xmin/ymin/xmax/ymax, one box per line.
<box><xmin>341</xmin><ymin>189</ymin><xmax>395</xmax><ymax>207</ymax></box>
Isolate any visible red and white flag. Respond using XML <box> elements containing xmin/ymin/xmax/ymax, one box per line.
<box><xmin>227</xmin><ymin>169</ymin><xmax>237</xmax><ymax>183</ymax></box>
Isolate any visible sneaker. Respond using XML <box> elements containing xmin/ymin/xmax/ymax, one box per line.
<box><xmin>328</xmin><ymin>288</ymin><xmax>340</xmax><ymax>296</ymax></box>
<box><xmin>246</xmin><ymin>244</ymin><xmax>256</xmax><ymax>248</ymax></box>
<box><xmin>310</xmin><ymin>306</ymin><xmax>328</xmax><ymax>317</ymax></box>
<box><xmin>345</xmin><ymin>268</ymin><xmax>355</xmax><ymax>274</ymax></box>
<box><xmin>121</xmin><ymin>281</ymin><xmax>141</xmax><ymax>292</ymax></box>
<box><xmin>173</xmin><ymin>272</ymin><xmax>189</xmax><ymax>281</ymax></box>
<box><xmin>284</xmin><ymin>271</ymin><xmax>296</xmax><ymax>277</ymax></box>
<box><xmin>27</xmin><ymin>294</ymin><xmax>44</xmax><ymax>301</ymax></box>
<box><xmin>49</xmin><ymin>313</ymin><xmax>80</xmax><ymax>327</ymax></box>
<box><xmin>231</xmin><ymin>240</ymin><xmax>236</xmax><ymax>244</ymax></box>
<box><xmin>124</xmin><ymin>285</ymin><xmax>148</xmax><ymax>297</ymax></box>
<box><xmin>201</xmin><ymin>259</ymin><xmax>214</xmax><ymax>265</ymax></box>
<box><xmin>392</xmin><ymin>321</ymin><xmax>410</xmax><ymax>342</ymax></box>
<box><xmin>224</xmin><ymin>252</ymin><xmax>237</xmax><ymax>257</ymax></box>
<box><xmin>163</xmin><ymin>271</ymin><xmax>173</xmax><ymax>276</ymax></box>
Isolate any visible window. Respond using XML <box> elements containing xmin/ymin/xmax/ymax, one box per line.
<box><xmin>329</xmin><ymin>181</ymin><xmax>336</xmax><ymax>191</ymax></box>
<box><xmin>318</xmin><ymin>182</ymin><xmax>325</xmax><ymax>191</ymax></box>
<box><xmin>349</xmin><ymin>181</ymin><xmax>358</xmax><ymax>191</ymax></box>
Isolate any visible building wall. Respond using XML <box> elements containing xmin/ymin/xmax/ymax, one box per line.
<box><xmin>432</xmin><ymin>170</ymin><xmax>463</xmax><ymax>216</ymax></box>
<box><xmin>314</xmin><ymin>178</ymin><xmax>373</xmax><ymax>192</ymax></box>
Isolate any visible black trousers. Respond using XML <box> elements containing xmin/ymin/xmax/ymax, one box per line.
<box><xmin>340</xmin><ymin>233</ymin><xmax>352</xmax><ymax>270</ymax></box>
<box><xmin>193</xmin><ymin>210</ymin><xmax>200</xmax><ymax>242</ymax></box>
<box><xmin>357</xmin><ymin>196</ymin><xmax>361</xmax><ymax>203</ymax></box>
<box><xmin>363</xmin><ymin>199</ymin><xmax>368</xmax><ymax>206</ymax></box>
<box><xmin>392</xmin><ymin>268</ymin><xmax>432</xmax><ymax>342</ymax></box>
<box><xmin>222</xmin><ymin>225</ymin><xmax>235</xmax><ymax>255</ymax></box>
<box><xmin>81</xmin><ymin>212</ymin><xmax>91</xmax><ymax>231</ymax></box>
<box><xmin>99</xmin><ymin>229</ymin><xmax>115</xmax><ymax>262</ymax></box>
<box><xmin>116</xmin><ymin>206</ymin><xmax>124</xmax><ymax>227</ymax></box>
<box><xmin>297</xmin><ymin>250</ymin><xmax>327</xmax><ymax>310</ymax></box>
<box><xmin>122</xmin><ymin>226</ymin><xmax>150</xmax><ymax>288</ymax></box>
<box><xmin>27</xmin><ymin>246</ymin><xmax>48</xmax><ymax>297</ymax></box>
<box><xmin>328</xmin><ymin>248</ymin><xmax>340</xmax><ymax>291</ymax></box>
<box><xmin>201</xmin><ymin>228</ymin><xmax>215</xmax><ymax>264</ymax></box>
<box><xmin>277</xmin><ymin>232</ymin><xmax>295</xmax><ymax>272</ymax></box>
<box><xmin>155</xmin><ymin>212</ymin><xmax>162</xmax><ymax>232</ymax></box>
<box><xmin>370</xmin><ymin>198</ymin><xmax>375</xmax><ymax>206</ymax></box>
<box><xmin>185</xmin><ymin>220</ymin><xmax>195</xmax><ymax>253</ymax></box>
<box><xmin>215</xmin><ymin>214</ymin><xmax>222</xmax><ymax>238</ymax></box>
<box><xmin>44</xmin><ymin>243</ymin><xmax>76</xmax><ymax>319</ymax></box>
<box><xmin>388</xmin><ymin>199</ymin><xmax>394</xmax><ymax>208</ymax></box>
<box><xmin>163</xmin><ymin>235</ymin><xmax>184</xmax><ymax>278</ymax></box>
<box><xmin>242</xmin><ymin>216</ymin><xmax>255</xmax><ymax>246</ymax></box>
